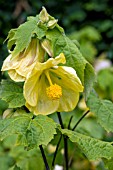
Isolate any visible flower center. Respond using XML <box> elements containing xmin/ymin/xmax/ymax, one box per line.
<box><xmin>45</xmin><ymin>71</ymin><xmax>62</xmax><ymax>100</ymax></box>
<box><xmin>46</xmin><ymin>84</ymin><xmax>62</xmax><ymax>100</ymax></box>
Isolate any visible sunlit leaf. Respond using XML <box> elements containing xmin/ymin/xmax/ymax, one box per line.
<box><xmin>61</xmin><ymin>129</ymin><xmax>113</xmax><ymax>160</ymax></box>
<box><xmin>0</xmin><ymin>114</ymin><xmax>57</xmax><ymax>149</ymax></box>
<box><xmin>7</xmin><ymin>19</ymin><xmax>47</xmax><ymax>57</ymax></box>
<box><xmin>0</xmin><ymin>80</ymin><xmax>25</xmax><ymax>108</ymax></box>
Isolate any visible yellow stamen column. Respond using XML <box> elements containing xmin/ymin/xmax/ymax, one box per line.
<box><xmin>45</xmin><ymin>71</ymin><xmax>62</xmax><ymax>100</ymax></box>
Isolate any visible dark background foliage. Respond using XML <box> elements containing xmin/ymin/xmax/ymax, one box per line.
<box><xmin>0</xmin><ymin>0</ymin><xmax>113</xmax><ymax>70</ymax></box>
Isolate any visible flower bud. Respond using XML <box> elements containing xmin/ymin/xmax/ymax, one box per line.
<box><xmin>47</xmin><ymin>19</ymin><xmax>58</xmax><ymax>29</ymax></box>
<box><xmin>39</xmin><ymin>7</ymin><xmax>49</xmax><ymax>23</ymax></box>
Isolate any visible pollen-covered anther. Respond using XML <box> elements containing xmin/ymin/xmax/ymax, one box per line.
<box><xmin>46</xmin><ymin>84</ymin><xmax>62</xmax><ymax>100</ymax></box>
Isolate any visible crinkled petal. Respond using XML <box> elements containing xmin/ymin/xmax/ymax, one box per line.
<box><xmin>33</xmin><ymin>53</ymin><xmax>66</xmax><ymax>73</ymax></box>
<box><xmin>8</xmin><ymin>70</ymin><xmax>25</xmax><ymax>82</ymax></box>
<box><xmin>1</xmin><ymin>54</ymin><xmax>20</xmax><ymax>71</ymax></box>
<box><xmin>2</xmin><ymin>39</ymin><xmax>45</xmax><ymax>80</ymax></box>
<box><xmin>16</xmin><ymin>59</ymin><xmax>37</xmax><ymax>78</ymax></box>
<box><xmin>25</xmin><ymin>74</ymin><xmax>59</xmax><ymax>115</ymax></box>
<box><xmin>15</xmin><ymin>39</ymin><xmax>42</xmax><ymax>77</ymax></box>
<box><xmin>50</xmin><ymin>66</ymin><xmax>84</xmax><ymax>92</ymax></box>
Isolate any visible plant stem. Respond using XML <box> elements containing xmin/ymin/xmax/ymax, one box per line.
<box><xmin>63</xmin><ymin>136</ymin><xmax>68</xmax><ymax>170</ymax></box>
<box><xmin>67</xmin><ymin>110</ymin><xmax>90</xmax><ymax>168</ymax></box>
<box><xmin>57</xmin><ymin>112</ymin><xmax>64</xmax><ymax>129</ymax></box>
<box><xmin>39</xmin><ymin>145</ymin><xmax>50</xmax><ymax>170</ymax></box>
<box><xmin>52</xmin><ymin>135</ymin><xmax>62</xmax><ymax>167</ymax></box>
<box><xmin>72</xmin><ymin>110</ymin><xmax>90</xmax><ymax>131</ymax></box>
<box><xmin>68</xmin><ymin>116</ymin><xmax>73</xmax><ymax>130</ymax></box>
<box><xmin>57</xmin><ymin>112</ymin><xmax>68</xmax><ymax>170</ymax></box>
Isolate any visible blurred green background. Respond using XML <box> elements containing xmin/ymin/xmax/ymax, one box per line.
<box><xmin>0</xmin><ymin>1</ymin><xmax>113</xmax><ymax>170</ymax></box>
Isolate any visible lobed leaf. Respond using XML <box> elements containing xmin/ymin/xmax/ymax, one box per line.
<box><xmin>0</xmin><ymin>114</ymin><xmax>57</xmax><ymax>149</ymax></box>
<box><xmin>8</xmin><ymin>19</ymin><xmax>47</xmax><ymax>57</ymax></box>
<box><xmin>0</xmin><ymin>80</ymin><xmax>25</xmax><ymax>108</ymax></box>
<box><xmin>61</xmin><ymin>129</ymin><xmax>113</xmax><ymax>161</ymax></box>
<box><xmin>87</xmin><ymin>91</ymin><xmax>113</xmax><ymax>132</ymax></box>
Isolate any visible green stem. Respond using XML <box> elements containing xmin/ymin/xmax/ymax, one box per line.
<box><xmin>57</xmin><ymin>112</ymin><xmax>64</xmax><ymax>129</ymax></box>
<box><xmin>39</xmin><ymin>145</ymin><xmax>50</xmax><ymax>170</ymax></box>
<box><xmin>67</xmin><ymin>110</ymin><xmax>90</xmax><ymax>168</ymax></box>
<box><xmin>72</xmin><ymin>110</ymin><xmax>90</xmax><ymax>131</ymax></box>
<box><xmin>52</xmin><ymin>135</ymin><xmax>62</xmax><ymax>167</ymax></box>
<box><xmin>63</xmin><ymin>136</ymin><xmax>68</xmax><ymax>170</ymax></box>
<box><xmin>68</xmin><ymin>116</ymin><xmax>73</xmax><ymax>130</ymax></box>
<box><xmin>57</xmin><ymin>112</ymin><xmax>68</xmax><ymax>170</ymax></box>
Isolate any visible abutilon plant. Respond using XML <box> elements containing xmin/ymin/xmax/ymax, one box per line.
<box><xmin>0</xmin><ymin>7</ymin><xmax>113</xmax><ymax>170</ymax></box>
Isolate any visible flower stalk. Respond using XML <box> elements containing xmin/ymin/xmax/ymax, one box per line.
<box><xmin>52</xmin><ymin>135</ymin><xmax>62</xmax><ymax>167</ymax></box>
<box><xmin>57</xmin><ymin>112</ymin><xmax>68</xmax><ymax>170</ymax></box>
<box><xmin>39</xmin><ymin>145</ymin><xmax>50</xmax><ymax>170</ymax></box>
<box><xmin>72</xmin><ymin>110</ymin><xmax>90</xmax><ymax>131</ymax></box>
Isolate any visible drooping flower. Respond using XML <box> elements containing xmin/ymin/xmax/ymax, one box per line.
<box><xmin>1</xmin><ymin>39</ymin><xmax>45</xmax><ymax>82</ymax></box>
<box><xmin>24</xmin><ymin>53</ymin><xmax>84</xmax><ymax>115</ymax></box>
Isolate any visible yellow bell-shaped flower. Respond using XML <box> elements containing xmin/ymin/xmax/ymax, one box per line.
<box><xmin>1</xmin><ymin>39</ymin><xmax>45</xmax><ymax>82</ymax></box>
<box><xmin>24</xmin><ymin>53</ymin><xmax>84</xmax><ymax>115</ymax></box>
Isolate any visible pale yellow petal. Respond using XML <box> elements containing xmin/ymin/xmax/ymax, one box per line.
<box><xmin>33</xmin><ymin>53</ymin><xmax>66</xmax><ymax>73</ymax></box>
<box><xmin>50</xmin><ymin>66</ymin><xmax>84</xmax><ymax>92</ymax></box>
<box><xmin>58</xmin><ymin>88</ymin><xmax>79</xmax><ymax>112</ymax></box>
<box><xmin>8</xmin><ymin>70</ymin><xmax>25</xmax><ymax>82</ymax></box>
<box><xmin>1</xmin><ymin>54</ymin><xmax>20</xmax><ymax>71</ymax></box>
<box><xmin>23</xmin><ymin>67</ymin><xmax>42</xmax><ymax>106</ymax></box>
<box><xmin>2</xmin><ymin>39</ymin><xmax>45</xmax><ymax>80</ymax></box>
<box><xmin>16</xmin><ymin>60</ymin><xmax>37</xmax><ymax>78</ymax></box>
<box><xmin>15</xmin><ymin>39</ymin><xmax>40</xmax><ymax>77</ymax></box>
<box><xmin>25</xmin><ymin>74</ymin><xmax>59</xmax><ymax>115</ymax></box>
<box><xmin>41</xmin><ymin>39</ymin><xmax>53</xmax><ymax>57</ymax></box>
<box><xmin>52</xmin><ymin>53</ymin><xmax>66</xmax><ymax>65</ymax></box>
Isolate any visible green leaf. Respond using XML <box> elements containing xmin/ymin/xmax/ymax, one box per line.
<box><xmin>0</xmin><ymin>114</ymin><xmax>57</xmax><ymax>149</ymax></box>
<box><xmin>0</xmin><ymin>80</ymin><xmax>25</xmax><ymax>108</ymax></box>
<box><xmin>104</xmin><ymin>158</ymin><xmax>113</xmax><ymax>170</ymax></box>
<box><xmin>0</xmin><ymin>99</ymin><xmax>8</xmax><ymax>115</ymax></box>
<box><xmin>61</xmin><ymin>129</ymin><xmax>113</xmax><ymax>161</ymax></box>
<box><xmin>6</xmin><ymin>29</ymin><xmax>17</xmax><ymax>50</ymax></box>
<box><xmin>10</xmin><ymin>147</ymin><xmax>44</xmax><ymax>170</ymax></box>
<box><xmin>97</xmin><ymin>69</ymin><xmax>113</xmax><ymax>91</ymax></box>
<box><xmin>0</xmin><ymin>155</ymin><xmax>14</xmax><ymax>170</ymax></box>
<box><xmin>8</xmin><ymin>20</ymin><xmax>47</xmax><ymax>57</ymax></box>
<box><xmin>84</xmin><ymin>63</ymin><xmax>96</xmax><ymax>99</ymax></box>
<box><xmin>72</xmin><ymin>117</ymin><xmax>104</xmax><ymax>139</ymax></box>
<box><xmin>46</xmin><ymin>28</ymin><xmax>96</xmax><ymax>99</ymax></box>
<box><xmin>87</xmin><ymin>91</ymin><xmax>113</xmax><ymax>132</ymax></box>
